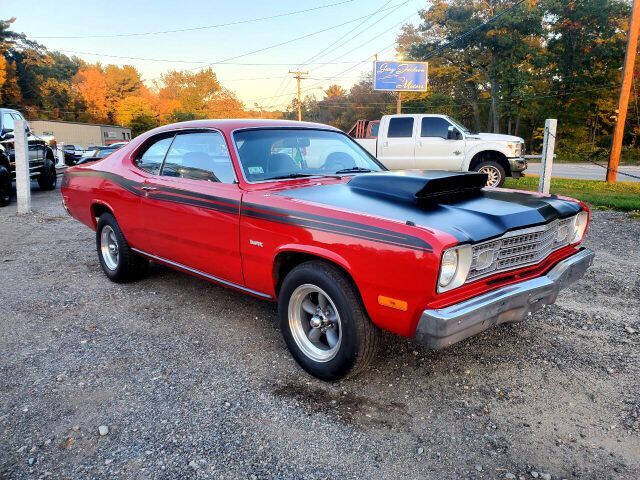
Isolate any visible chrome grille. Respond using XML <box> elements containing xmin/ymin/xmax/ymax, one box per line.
<box><xmin>467</xmin><ymin>216</ymin><xmax>574</xmax><ymax>281</ymax></box>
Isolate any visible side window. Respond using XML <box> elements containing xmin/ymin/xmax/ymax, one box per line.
<box><xmin>135</xmin><ymin>135</ymin><xmax>174</xmax><ymax>175</ymax></box>
<box><xmin>421</xmin><ymin>117</ymin><xmax>452</xmax><ymax>138</ymax></box>
<box><xmin>387</xmin><ymin>117</ymin><xmax>414</xmax><ymax>138</ymax></box>
<box><xmin>161</xmin><ymin>131</ymin><xmax>235</xmax><ymax>183</ymax></box>
<box><xmin>2</xmin><ymin>113</ymin><xmax>15</xmax><ymax>132</ymax></box>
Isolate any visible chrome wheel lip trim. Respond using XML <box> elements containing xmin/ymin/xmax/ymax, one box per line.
<box><xmin>288</xmin><ymin>284</ymin><xmax>342</xmax><ymax>363</ymax></box>
<box><xmin>100</xmin><ymin>225</ymin><xmax>119</xmax><ymax>270</ymax></box>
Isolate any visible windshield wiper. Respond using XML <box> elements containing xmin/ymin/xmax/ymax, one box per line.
<box><xmin>334</xmin><ymin>167</ymin><xmax>372</xmax><ymax>174</ymax></box>
<box><xmin>263</xmin><ymin>173</ymin><xmax>318</xmax><ymax>180</ymax></box>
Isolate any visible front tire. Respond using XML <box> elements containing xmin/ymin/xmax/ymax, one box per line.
<box><xmin>0</xmin><ymin>166</ymin><xmax>12</xmax><ymax>207</ymax></box>
<box><xmin>37</xmin><ymin>158</ymin><xmax>57</xmax><ymax>191</ymax></box>
<box><xmin>278</xmin><ymin>261</ymin><xmax>379</xmax><ymax>380</ymax></box>
<box><xmin>96</xmin><ymin>213</ymin><xmax>148</xmax><ymax>282</ymax></box>
<box><xmin>474</xmin><ymin>160</ymin><xmax>506</xmax><ymax>188</ymax></box>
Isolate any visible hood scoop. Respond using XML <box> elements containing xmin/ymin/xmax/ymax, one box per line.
<box><xmin>348</xmin><ymin>170</ymin><xmax>488</xmax><ymax>205</ymax></box>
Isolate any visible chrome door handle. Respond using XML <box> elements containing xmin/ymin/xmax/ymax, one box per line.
<box><xmin>454</xmin><ymin>150</ymin><xmax>461</xmax><ymax>155</ymax></box>
<box><xmin>141</xmin><ymin>185</ymin><xmax>158</xmax><ymax>191</ymax></box>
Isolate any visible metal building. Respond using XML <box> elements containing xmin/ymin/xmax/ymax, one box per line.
<box><xmin>29</xmin><ymin>120</ymin><xmax>132</xmax><ymax>148</ymax></box>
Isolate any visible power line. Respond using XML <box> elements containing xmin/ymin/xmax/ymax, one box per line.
<box><xmin>299</xmin><ymin>0</ymin><xmax>398</xmax><ymax>67</ymax></box>
<box><xmin>29</xmin><ymin>0</ymin><xmax>357</xmax><ymax>39</ymax></box>
<box><xmin>248</xmin><ymin>14</ymin><xmax>416</xmax><ymax>104</ymax></box>
<box><xmin>183</xmin><ymin>1</ymin><xmax>418</xmax><ymax>73</ymax></box>
<box><xmin>54</xmin><ymin>49</ymin><xmax>364</xmax><ymax>65</ymax></box>
<box><xmin>264</xmin><ymin>0</ymin><xmax>410</xmax><ymax>109</ymax></box>
<box><xmin>257</xmin><ymin>0</ymin><xmax>402</xmax><ymax>107</ymax></box>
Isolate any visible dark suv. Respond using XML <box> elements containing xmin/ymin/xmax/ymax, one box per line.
<box><xmin>0</xmin><ymin>108</ymin><xmax>57</xmax><ymax>206</ymax></box>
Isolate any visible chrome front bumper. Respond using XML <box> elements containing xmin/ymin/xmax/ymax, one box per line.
<box><xmin>508</xmin><ymin>157</ymin><xmax>527</xmax><ymax>177</ymax></box>
<box><xmin>414</xmin><ymin>248</ymin><xmax>595</xmax><ymax>349</ymax></box>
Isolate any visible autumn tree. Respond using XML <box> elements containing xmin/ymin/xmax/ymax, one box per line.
<box><xmin>104</xmin><ymin>64</ymin><xmax>144</xmax><ymax>121</ymax></box>
<box><xmin>73</xmin><ymin>66</ymin><xmax>108</xmax><ymax>121</ymax></box>
<box><xmin>0</xmin><ymin>55</ymin><xmax>6</xmax><ymax>89</ymax></box>
<box><xmin>324</xmin><ymin>84</ymin><xmax>346</xmax><ymax>98</ymax></box>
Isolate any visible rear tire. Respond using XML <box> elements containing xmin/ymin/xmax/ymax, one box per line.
<box><xmin>96</xmin><ymin>212</ymin><xmax>148</xmax><ymax>282</ymax></box>
<box><xmin>0</xmin><ymin>166</ymin><xmax>11</xmax><ymax>207</ymax></box>
<box><xmin>37</xmin><ymin>158</ymin><xmax>57</xmax><ymax>191</ymax></box>
<box><xmin>278</xmin><ymin>261</ymin><xmax>379</xmax><ymax>380</ymax></box>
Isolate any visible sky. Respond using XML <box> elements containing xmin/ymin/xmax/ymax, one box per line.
<box><xmin>4</xmin><ymin>0</ymin><xmax>425</xmax><ymax>110</ymax></box>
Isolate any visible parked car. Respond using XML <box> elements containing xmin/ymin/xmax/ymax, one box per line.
<box><xmin>63</xmin><ymin>144</ymin><xmax>85</xmax><ymax>166</ymax></box>
<box><xmin>349</xmin><ymin>114</ymin><xmax>528</xmax><ymax>188</ymax></box>
<box><xmin>77</xmin><ymin>145</ymin><xmax>120</xmax><ymax>164</ymax></box>
<box><xmin>61</xmin><ymin>119</ymin><xmax>594</xmax><ymax>380</ymax></box>
<box><xmin>0</xmin><ymin>108</ymin><xmax>57</xmax><ymax>206</ymax></box>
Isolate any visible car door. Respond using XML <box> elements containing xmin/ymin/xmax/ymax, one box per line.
<box><xmin>137</xmin><ymin>130</ymin><xmax>244</xmax><ymax>285</ymax></box>
<box><xmin>376</xmin><ymin>116</ymin><xmax>416</xmax><ymax>169</ymax></box>
<box><xmin>414</xmin><ymin>116</ymin><xmax>465</xmax><ymax>170</ymax></box>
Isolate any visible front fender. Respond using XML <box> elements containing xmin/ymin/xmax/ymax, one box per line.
<box><xmin>464</xmin><ymin>142</ymin><xmax>512</xmax><ymax>167</ymax></box>
<box><xmin>273</xmin><ymin>244</ymin><xmax>353</xmax><ymax>273</ymax></box>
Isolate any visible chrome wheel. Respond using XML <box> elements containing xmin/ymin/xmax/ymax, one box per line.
<box><xmin>100</xmin><ymin>225</ymin><xmax>119</xmax><ymax>271</ymax></box>
<box><xmin>479</xmin><ymin>165</ymin><xmax>502</xmax><ymax>187</ymax></box>
<box><xmin>288</xmin><ymin>284</ymin><xmax>342</xmax><ymax>363</ymax></box>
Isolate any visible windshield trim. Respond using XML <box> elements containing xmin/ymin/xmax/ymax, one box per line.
<box><xmin>230</xmin><ymin>126</ymin><xmax>386</xmax><ymax>185</ymax></box>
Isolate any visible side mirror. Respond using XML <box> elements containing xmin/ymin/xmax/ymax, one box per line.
<box><xmin>447</xmin><ymin>126</ymin><xmax>461</xmax><ymax>140</ymax></box>
<box><xmin>0</xmin><ymin>128</ymin><xmax>14</xmax><ymax>140</ymax></box>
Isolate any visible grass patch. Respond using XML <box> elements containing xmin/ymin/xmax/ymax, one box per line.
<box><xmin>504</xmin><ymin>175</ymin><xmax>640</xmax><ymax>212</ymax></box>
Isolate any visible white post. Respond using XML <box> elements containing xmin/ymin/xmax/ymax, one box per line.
<box><xmin>56</xmin><ymin>141</ymin><xmax>65</xmax><ymax>167</ymax></box>
<box><xmin>14</xmin><ymin>118</ymin><xmax>31</xmax><ymax>215</ymax></box>
<box><xmin>538</xmin><ymin>119</ymin><xmax>557</xmax><ymax>194</ymax></box>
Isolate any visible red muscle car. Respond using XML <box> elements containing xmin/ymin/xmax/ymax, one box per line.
<box><xmin>61</xmin><ymin>119</ymin><xmax>594</xmax><ymax>380</ymax></box>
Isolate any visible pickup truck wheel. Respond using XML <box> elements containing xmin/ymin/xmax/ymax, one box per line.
<box><xmin>37</xmin><ymin>159</ymin><xmax>57</xmax><ymax>191</ymax></box>
<box><xmin>474</xmin><ymin>161</ymin><xmax>505</xmax><ymax>188</ymax></box>
<box><xmin>96</xmin><ymin>213</ymin><xmax>148</xmax><ymax>282</ymax></box>
<box><xmin>278</xmin><ymin>261</ymin><xmax>379</xmax><ymax>380</ymax></box>
<box><xmin>0</xmin><ymin>166</ymin><xmax>12</xmax><ymax>206</ymax></box>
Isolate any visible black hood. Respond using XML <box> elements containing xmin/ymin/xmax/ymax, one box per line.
<box><xmin>277</xmin><ymin>171</ymin><xmax>582</xmax><ymax>243</ymax></box>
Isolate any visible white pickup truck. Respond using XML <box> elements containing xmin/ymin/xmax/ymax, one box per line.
<box><xmin>348</xmin><ymin>114</ymin><xmax>527</xmax><ymax>187</ymax></box>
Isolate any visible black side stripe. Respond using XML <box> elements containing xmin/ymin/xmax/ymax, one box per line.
<box><xmin>242</xmin><ymin>204</ymin><xmax>432</xmax><ymax>251</ymax></box>
<box><xmin>149</xmin><ymin>193</ymin><xmax>239</xmax><ymax>214</ymax></box>
<box><xmin>243</xmin><ymin>202</ymin><xmax>422</xmax><ymax>241</ymax></box>
<box><xmin>66</xmin><ymin>170</ymin><xmax>432</xmax><ymax>251</ymax></box>
<box><xmin>65</xmin><ymin>170</ymin><xmax>239</xmax><ymax>214</ymax></box>
<box><xmin>242</xmin><ymin>207</ymin><xmax>430</xmax><ymax>251</ymax></box>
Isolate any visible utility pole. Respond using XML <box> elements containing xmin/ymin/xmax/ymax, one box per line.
<box><xmin>608</xmin><ymin>0</ymin><xmax>640</xmax><ymax>182</ymax></box>
<box><xmin>396</xmin><ymin>91</ymin><xmax>402</xmax><ymax>114</ymax></box>
<box><xmin>289</xmin><ymin>70</ymin><xmax>308</xmax><ymax>121</ymax></box>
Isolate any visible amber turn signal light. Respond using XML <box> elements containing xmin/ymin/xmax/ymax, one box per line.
<box><xmin>377</xmin><ymin>295</ymin><xmax>408</xmax><ymax>311</ymax></box>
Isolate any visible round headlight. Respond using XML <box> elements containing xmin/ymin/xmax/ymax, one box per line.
<box><xmin>571</xmin><ymin>211</ymin><xmax>588</xmax><ymax>243</ymax></box>
<box><xmin>439</xmin><ymin>249</ymin><xmax>459</xmax><ymax>287</ymax></box>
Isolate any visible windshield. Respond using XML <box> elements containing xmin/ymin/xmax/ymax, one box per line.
<box><xmin>233</xmin><ymin>128</ymin><xmax>384</xmax><ymax>182</ymax></box>
<box><xmin>445</xmin><ymin>116</ymin><xmax>471</xmax><ymax>134</ymax></box>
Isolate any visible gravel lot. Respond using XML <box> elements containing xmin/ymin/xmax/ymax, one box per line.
<box><xmin>1</xmin><ymin>184</ymin><xmax>639</xmax><ymax>480</ymax></box>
